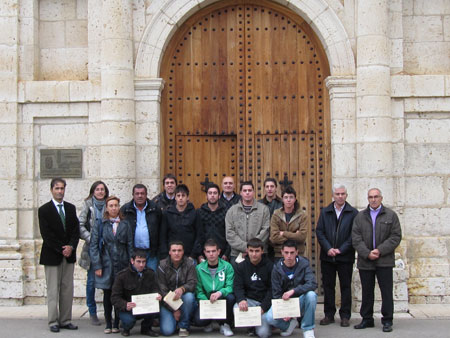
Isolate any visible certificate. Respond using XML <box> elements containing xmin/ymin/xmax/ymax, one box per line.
<box><xmin>163</xmin><ymin>290</ymin><xmax>183</xmax><ymax>311</ymax></box>
<box><xmin>199</xmin><ymin>299</ymin><xmax>227</xmax><ymax>319</ymax></box>
<box><xmin>131</xmin><ymin>293</ymin><xmax>160</xmax><ymax>315</ymax></box>
<box><xmin>271</xmin><ymin>298</ymin><xmax>300</xmax><ymax>319</ymax></box>
<box><xmin>233</xmin><ymin>306</ymin><xmax>262</xmax><ymax>327</ymax></box>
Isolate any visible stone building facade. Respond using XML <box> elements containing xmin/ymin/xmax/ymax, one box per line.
<box><xmin>0</xmin><ymin>0</ymin><xmax>448</xmax><ymax>308</ymax></box>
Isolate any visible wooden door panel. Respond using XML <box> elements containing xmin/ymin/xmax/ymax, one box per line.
<box><xmin>161</xmin><ymin>0</ymin><xmax>331</xmax><ymax>286</ymax></box>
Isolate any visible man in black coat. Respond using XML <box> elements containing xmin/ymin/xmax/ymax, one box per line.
<box><xmin>111</xmin><ymin>249</ymin><xmax>161</xmax><ymax>336</ymax></box>
<box><xmin>316</xmin><ymin>184</ymin><xmax>358</xmax><ymax>327</ymax></box>
<box><xmin>197</xmin><ymin>183</ymin><xmax>230</xmax><ymax>261</ymax></box>
<box><xmin>121</xmin><ymin>184</ymin><xmax>162</xmax><ymax>271</ymax></box>
<box><xmin>152</xmin><ymin>173</ymin><xmax>177</xmax><ymax>211</ymax></box>
<box><xmin>234</xmin><ymin>238</ymin><xmax>273</xmax><ymax>338</ymax></box>
<box><xmin>38</xmin><ymin>178</ymin><xmax>79</xmax><ymax>332</ymax></box>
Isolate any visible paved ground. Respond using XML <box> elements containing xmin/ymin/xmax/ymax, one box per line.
<box><xmin>0</xmin><ymin>304</ymin><xmax>449</xmax><ymax>338</ymax></box>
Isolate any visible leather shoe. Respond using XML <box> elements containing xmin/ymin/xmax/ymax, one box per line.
<box><xmin>60</xmin><ymin>323</ymin><xmax>78</xmax><ymax>330</ymax></box>
<box><xmin>50</xmin><ymin>325</ymin><xmax>60</xmax><ymax>333</ymax></box>
<box><xmin>319</xmin><ymin>317</ymin><xmax>335</xmax><ymax>325</ymax></box>
<box><xmin>382</xmin><ymin>323</ymin><xmax>393</xmax><ymax>332</ymax></box>
<box><xmin>354</xmin><ymin>319</ymin><xmax>374</xmax><ymax>329</ymax></box>
<box><xmin>340</xmin><ymin>318</ymin><xmax>350</xmax><ymax>327</ymax></box>
<box><xmin>141</xmin><ymin>329</ymin><xmax>159</xmax><ymax>337</ymax></box>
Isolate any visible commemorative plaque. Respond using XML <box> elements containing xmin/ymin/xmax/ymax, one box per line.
<box><xmin>40</xmin><ymin>149</ymin><xmax>82</xmax><ymax>178</ymax></box>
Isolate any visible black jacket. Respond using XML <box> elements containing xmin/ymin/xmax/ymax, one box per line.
<box><xmin>121</xmin><ymin>199</ymin><xmax>162</xmax><ymax>257</ymax></box>
<box><xmin>152</xmin><ymin>191</ymin><xmax>176</xmax><ymax>211</ymax></box>
<box><xmin>219</xmin><ymin>192</ymin><xmax>241</xmax><ymax>211</ymax></box>
<box><xmin>316</xmin><ymin>202</ymin><xmax>358</xmax><ymax>263</ymax></box>
<box><xmin>111</xmin><ymin>265</ymin><xmax>159</xmax><ymax>312</ymax></box>
<box><xmin>38</xmin><ymin>200</ymin><xmax>79</xmax><ymax>265</ymax></box>
<box><xmin>258</xmin><ymin>196</ymin><xmax>283</xmax><ymax>217</ymax></box>
<box><xmin>159</xmin><ymin>203</ymin><xmax>203</xmax><ymax>258</ymax></box>
<box><xmin>234</xmin><ymin>256</ymin><xmax>273</xmax><ymax>312</ymax></box>
<box><xmin>197</xmin><ymin>202</ymin><xmax>230</xmax><ymax>258</ymax></box>
<box><xmin>272</xmin><ymin>256</ymin><xmax>317</xmax><ymax>299</ymax></box>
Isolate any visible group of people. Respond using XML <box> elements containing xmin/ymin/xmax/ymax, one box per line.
<box><xmin>38</xmin><ymin>174</ymin><xmax>402</xmax><ymax>338</ymax></box>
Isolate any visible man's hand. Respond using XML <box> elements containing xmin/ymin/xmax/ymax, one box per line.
<box><xmin>95</xmin><ymin>269</ymin><xmax>102</xmax><ymax>277</ymax></box>
<box><xmin>327</xmin><ymin>248</ymin><xmax>336</xmax><ymax>257</ymax></box>
<box><xmin>156</xmin><ymin>293</ymin><xmax>162</xmax><ymax>301</ymax></box>
<box><xmin>126</xmin><ymin>302</ymin><xmax>136</xmax><ymax>311</ymax></box>
<box><xmin>62</xmin><ymin>245</ymin><xmax>73</xmax><ymax>257</ymax></box>
<box><xmin>282</xmin><ymin>290</ymin><xmax>295</xmax><ymax>300</ymax></box>
<box><xmin>283</xmin><ymin>317</ymin><xmax>292</xmax><ymax>322</ymax></box>
<box><xmin>238</xmin><ymin>300</ymin><xmax>248</xmax><ymax>311</ymax></box>
<box><xmin>173</xmin><ymin>310</ymin><xmax>181</xmax><ymax>322</ymax></box>
<box><xmin>222</xmin><ymin>255</ymin><xmax>228</xmax><ymax>262</ymax></box>
<box><xmin>173</xmin><ymin>287</ymin><xmax>184</xmax><ymax>300</ymax></box>
<box><xmin>209</xmin><ymin>291</ymin><xmax>222</xmax><ymax>303</ymax></box>
<box><xmin>368</xmin><ymin>249</ymin><xmax>380</xmax><ymax>260</ymax></box>
<box><xmin>279</xmin><ymin>231</ymin><xmax>285</xmax><ymax>237</ymax></box>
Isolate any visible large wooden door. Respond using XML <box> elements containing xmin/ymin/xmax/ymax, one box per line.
<box><xmin>160</xmin><ymin>0</ymin><xmax>331</xmax><ymax>276</ymax></box>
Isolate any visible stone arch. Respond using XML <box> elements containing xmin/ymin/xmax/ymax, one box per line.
<box><xmin>135</xmin><ymin>0</ymin><xmax>355</xmax><ymax>78</ymax></box>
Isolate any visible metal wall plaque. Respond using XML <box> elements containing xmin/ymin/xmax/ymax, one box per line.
<box><xmin>40</xmin><ymin>149</ymin><xmax>83</xmax><ymax>178</ymax></box>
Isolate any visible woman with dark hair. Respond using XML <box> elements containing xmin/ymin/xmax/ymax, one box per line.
<box><xmin>79</xmin><ymin>181</ymin><xmax>109</xmax><ymax>325</ymax></box>
<box><xmin>269</xmin><ymin>186</ymin><xmax>308</xmax><ymax>259</ymax></box>
<box><xmin>90</xmin><ymin>196</ymin><xmax>133</xmax><ymax>334</ymax></box>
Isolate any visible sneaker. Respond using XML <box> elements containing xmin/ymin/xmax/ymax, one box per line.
<box><xmin>303</xmin><ymin>329</ymin><xmax>315</xmax><ymax>338</ymax></box>
<box><xmin>121</xmin><ymin>330</ymin><xmax>130</xmax><ymax>337</ymax></box>
<box><xmin>112</xmin><ymin>328</ymin><xmax>120</xmax><ymax>334</ymax></box>
<box><xmin>246</xmin><ymin>327</ymin><xmax>256</xmax><ymax>336</ymax></box>
<box><xmin>179</xmin><ymin>328</ymin><xmax>189</xmax><ymax>337</ymax></box>
<box><xmin>220</xmin><ymin>323</ymin><xmax>234</xmax><ymax>337</ymax></box>
<box><xmin>280</xmin><ymin>318</ymin><xmax>297</xmax><ymax>337</ymax></box>
<box><xmin>104</xmin><ymin>328</ymin><xmax>112</xmax><ymax>334</ymax></box>
<box><xmin>90</xmin><ymin>314</ymin><xmax>101</xmax><ymax>326</ymax></box>
<box><xmin>203</xmin><ymin>324</ymin><xmax>214</xmax><ymax>333</ymax></box>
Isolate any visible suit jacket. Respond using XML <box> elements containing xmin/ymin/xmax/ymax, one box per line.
<box><xmin>38</xmin><ymin>200</ymin><xmax>80</xmax><ymax>266</ymax></box>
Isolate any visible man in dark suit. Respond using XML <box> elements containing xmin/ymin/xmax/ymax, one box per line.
<box><xmin>39</xmin><ymin>177</ymin><xmax>80</xmax><ymax>332</ymax></box>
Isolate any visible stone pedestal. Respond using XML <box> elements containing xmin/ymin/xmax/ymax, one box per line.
<box><xmin>0</xmin><ymin>240</ymin><xmax>24</xmax><ymax>305</ymax></box>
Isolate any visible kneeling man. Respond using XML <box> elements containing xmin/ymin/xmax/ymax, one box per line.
<box><xmin>111</xmin><ymin>249</ymin><xmax>161</xmax><ymax>336</ymax></box>
<box><xmin>265</xmin><ymin>240</ymin><xmax>318</xmax><ymax>338</ymax></box>
<box><xmin>234</xmin><ymin>238</ymin><xmax>273</xmax><ymax>338</ymax></box>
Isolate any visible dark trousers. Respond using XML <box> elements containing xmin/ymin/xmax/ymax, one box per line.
<box><xmin>359</xmin><ymin>267</ymin><xmax>394</xmax><ymax>324</ymax></box>
<box><xmin>321</xmin><ymin>260</ymin><xmax>353</xmax><ymax>319</ymax></box>
<box><xmin>103</xmin><ymin>289</ymin><xmax>120</xmax><ymax>329</ymax></box>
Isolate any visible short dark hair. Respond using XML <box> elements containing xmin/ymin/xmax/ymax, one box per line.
<box><xmin>175</xmin><ymin>184</ymin><xmax>189</xmax><ymax>196</ymax></box>
<box><xmin>206</xmin><ymin>183</ymin><xmax>220</xmax><ymax>195</ymax></box>
<box><xmin>281</xmin><ymin>239</ymin><xmax>298</xmax><ymax>250</ymax></box>
<box><xmin>247</xmin><ymin>238</ymin><xmax>264</xmax><ymax>249</ymax></box>
<box><xmin>240</xmin><ymin>180</ymin><xmax>254</xmax><ymax>191</ymax></box>
<box><xmin>163</xmin><ymin>173</ymin><xmax>177</xmax><ymax>185</ymax></box>
<box><xmin>132</xmin><ymin>184</ymin><xmax>147</xmax><ymax>194</ymax></box>
<box><xmin>132</xmin><ymin>249</ymin><xmax>148</xmax><ymax>260</ymax></box>
<box><xmin>281</xmin><ymin>185</ymin><xmax>299</xmax><ymax>213</ymax></box>
<box><xmin>50</xmin><ymin>177</ymin><xmax>66</xmax><ymax>189</ymax></box>
<box><xmin>264</xmin><ymin>177</ymin><xmax>277</xmax><ymax>187</ymax></box>
<box><xmin>204</xmin><ymin>238</ymin><xmax>219</xmax><ymax>249</ymax></box>
<box><xmin>169</xmin><ymin>241</ymin><xmax>184</xmax><ymax>250</ymax></box>
<box><xmin>86</xmin><ymin>180</ymin><xmax>109</xmax><ymax>200</ymax></box>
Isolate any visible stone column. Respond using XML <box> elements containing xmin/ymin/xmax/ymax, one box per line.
<box><xmin>356</xmin><ymin>0</ymin><xmax>393</xmax><ymax>200</ymax></box>
<box><xmin>0</xmin><ymin>0</ymin><xmax>24</xmax><ymax>304</ymax></box>
<box><xmin>135</xmin><ymin>78</ymin><xmax>164</xmax><ymax>197</ymax></box>
<box><xmin>325</xmin><ymin>76</ymin><xmax>357</xmax><ymax>200</ymax></box>
<box><xmin>100</xmin><ymin>0</ymin><xmax>136</xmax><ymax>197</ymax></box>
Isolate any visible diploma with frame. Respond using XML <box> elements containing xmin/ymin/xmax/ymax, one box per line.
<box><xmin>199</xmin><ymin>299</ymin><xmax>227</xmax><ymax>319</ymax></box>
<box><xmin>131</xmin><ymin>293</ymin><xmax>160</xmax><ymax>315</ymax></box>
<box><xmin>271</xmin><ymin>298</ymin><xmax>300</xmax><ymax>319</ymax></box>
<box><xmin>233</xmin><ymin>306</ymin><xmax>262</xmax><ymax>327</ymax></box>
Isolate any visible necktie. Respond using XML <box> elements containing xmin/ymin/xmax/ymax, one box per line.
<box><xmin>58</xmin><ymin>204</ymin><xmax>66</xmax><ymax>230</ymax></box>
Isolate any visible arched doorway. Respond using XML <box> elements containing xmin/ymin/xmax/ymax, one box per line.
<box><xmin>160</xmin><ymin>0</ymin><xmax>331</xmax><ymax>273</ymax></box>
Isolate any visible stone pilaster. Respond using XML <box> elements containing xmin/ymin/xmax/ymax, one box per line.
<box><xmin>100</xmin><ymin>0</ymin><xmax>136</xmax><ymax>197</ymax></box>
<box><xmin>135</xmin><ymin>78</ymin><xmax>164</xmax><ymax>197</ymax></box>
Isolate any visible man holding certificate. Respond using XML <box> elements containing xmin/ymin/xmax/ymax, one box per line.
<box><xmin>234</xmin><ymin>238</ymin><xmax>273</xmax><ymax>338</ymax></box>
<box><xmin>157</xmin><ymin>241</ymin><xmax>197</xmax><ymax>337</ymax></box>
<box><xmin>264</xmin><ymin>240</ymin><xmax>318</xmax><ymax>338</ymax></box>
<box><xmin>194</xmin><ymin>239</ymin><xmax>235</xmax><ymax>337</ymax></box>
<box><xmin>111</xmin><ymin>249</ymin><xmax>161</xmax><ymax>336</ymax></box>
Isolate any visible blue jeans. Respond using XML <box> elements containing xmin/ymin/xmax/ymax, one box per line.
<box><xmin>145</xmin><ymin>252</ymin><xmax>158</xmax><ymax>272</ymax></box>
<box><xmin>194</xmin><ymin>293</ymin><xmax>235</xmax><ymax>327</ymax></box>
<box><xmin>234</xmin><ymin>298</ymin><xmax>270</xmax><ymax>338</ymax></box>
<box><xmin>119</xmin><ymin>311</ymin><xmax>154</xmax><ymax>331</ymax></box>
<box><xmin>160</xmin><ymin>292</ymin><xmax>197</xmax><ymax>336</ymax></box>
<box><xmin>264</xmin><ymin>291</ymin><xmax>317</xmax><ymax>332</ymax></box>
<box><xmin>86</xmin><ymin>267</ymin><xmax>96</xmax><ymax>315</ymax></box>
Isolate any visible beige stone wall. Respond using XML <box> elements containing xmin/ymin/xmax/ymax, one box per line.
<box><xmin>0</xmin><ymin>0</ymin><xmax>449</xmax><ymax>306</ymax></box>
